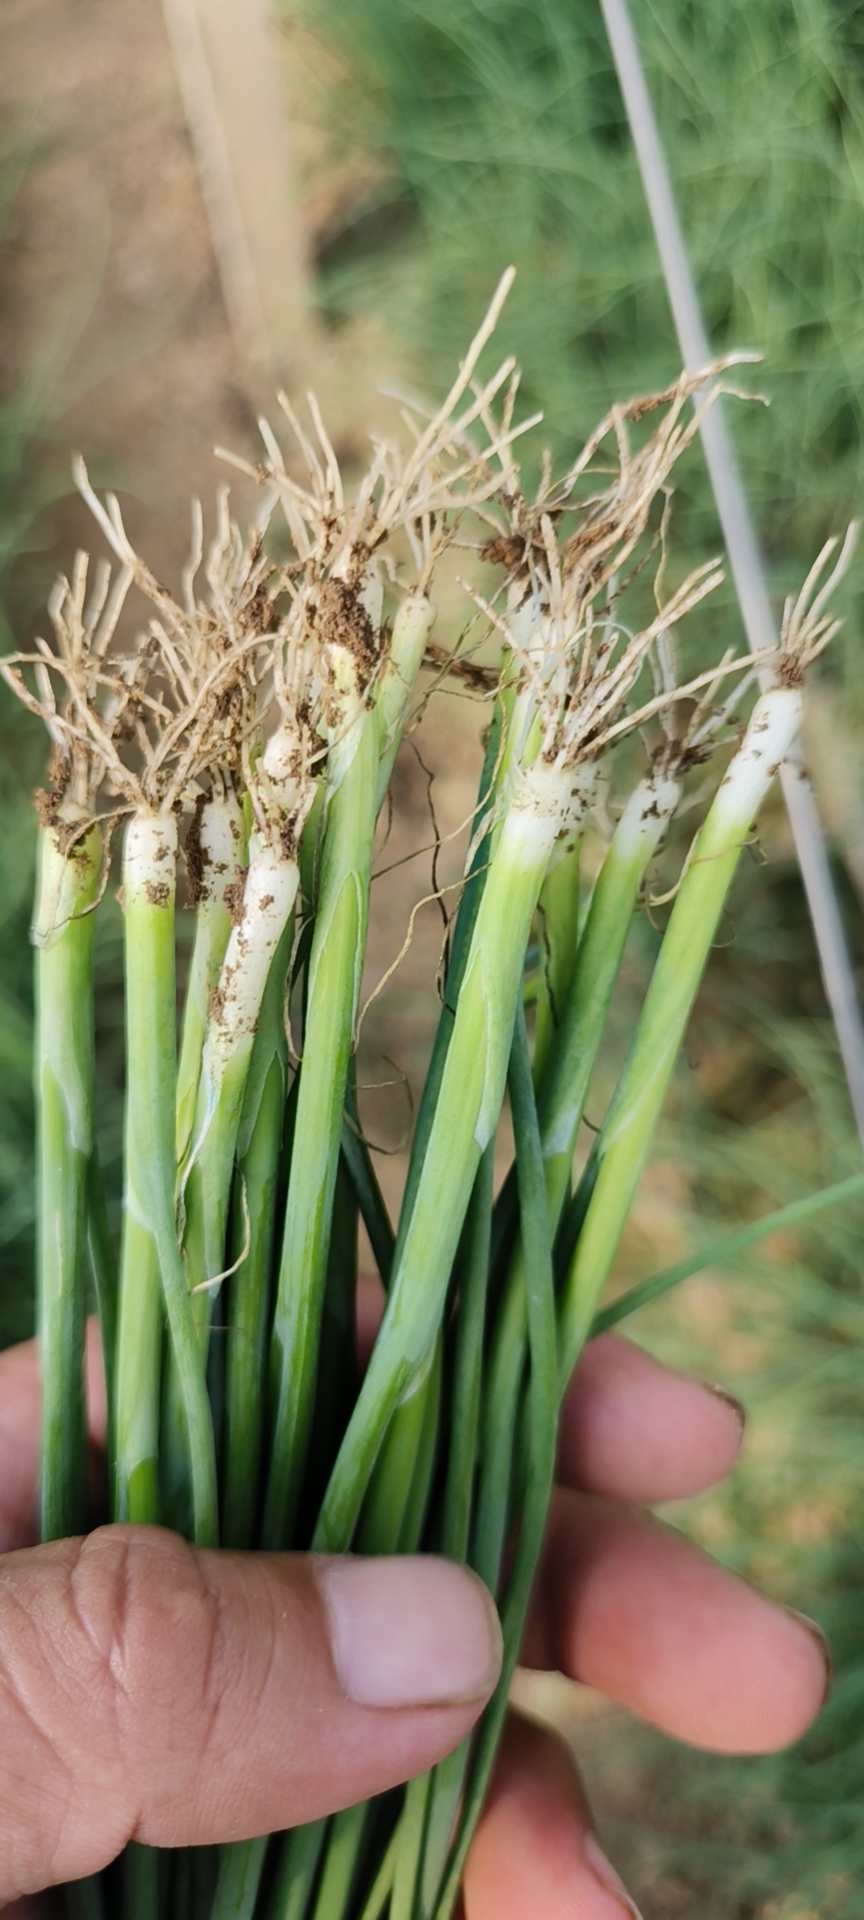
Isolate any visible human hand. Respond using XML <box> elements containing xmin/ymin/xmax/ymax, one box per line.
<box><xmin>461</xmin><ymin>1331</ymin><xmax>829</xmax><ymax>1918</ymax></box>
<box><xmin>0</xmin><ymin>1318</ymin><xmax>827</xmax><ymax>1917</ymax></box>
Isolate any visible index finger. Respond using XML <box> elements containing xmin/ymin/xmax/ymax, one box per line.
<box><xmin>0</xmin><ymin>1321</ymin><xmax>106</xmax><ymax>1553</ymax></box>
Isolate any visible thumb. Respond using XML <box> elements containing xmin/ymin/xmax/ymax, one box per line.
<box><xmin>0</xmin><ymin>1525</ymin><xmax>501</xmax><ymax>1905</ymax></box>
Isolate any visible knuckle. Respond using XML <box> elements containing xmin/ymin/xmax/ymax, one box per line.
<box><xmin>71</xmin><ymin>1527</ymin><xmax>238</xmax><ymax>1832</ymax></box>
<box><xmin>73</xmin><ymin>1527</ymin><xmax>226</xmax><ymax>1753</ymax></box>
<box><xmin>0</xmin><ymin>1534</ymin><xmax>132</xmax><ymax>1894</ymax></box>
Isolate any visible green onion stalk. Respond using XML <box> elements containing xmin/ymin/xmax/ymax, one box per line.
<box><xmin>531</xmin><ymin>819</ymin><xmax>583</xmax><ymax>1091</ymax></box>
<box><xmin>426</xmin><ymin>1009</ymin><xmax>559</xmax><ymax>1920</ymax></box>
<box><xmin>3</xmin><ymin>316</ymin><xmax>854</xmax><ymax>1920</ymax></box>
<box><xmin>179</xmin><ymin>722</ymin><xmax>315</xmax><ymax>1328</ymax></box>
<box><xmin>176</xmin><ymin>782</ymin><xmax>247</xmax><ymax>1166</ymax></box>
<box><xmin>307</xmin><ymin>393</ymin><xmax>794</xmax><ymax>1920</ymax></box>
<box><xmin>33</xmin><ymin>805</ymin><xmax>103</xmax><ymax>1541</ymax></box>
<box><xmin>260</xmin><ymin>644</ymin><xmax>385</xmax><ymax>1551</ymax></box>
<box><xmin>210</xmin><ymin>589</ymin><xmax>439</xmax><ymax>1920</ymax></box>
<box><xmin>290</xmin><ymin>385</ymin><xmax>745</xmax><ymax>1920</ymax></box>
<box><xmin>430</xmin><ymin>665</ymin><xmax>817</xmax><ymax>1909</ymax></box>
<box><xmin>375</xmin><ymin>593</ymin><xmax>437</xmax><ymax>807</ymax></box>
<box><xmin>391</xmin><ymin>756</ymin><xmax>687</xmax><ymax>1919</ymax></box>
<box><xmin>261</xmin><ymin>580</ymin><xmax>438</xmax><ymax>1552</ymax></box>
<box><xmin>157</xmin><ymin>782</ymin><xmax>245</xmax><ymax>1528</ymax></box>
<box><xmin>312</xmin><ymin>461</ymin><xmax>728</xmax><ymax>1562</ymax></box>
<box><xmin>268</xmin><ymin>741</ymin><xmax>578</xmax><ymax>1920</ymax></box>
<box><xmin>558</xmin><ymin>670</ymin><xmax>812</xmax><ymax>1383</ymax></box>
<box><xmin>220</xmin><ymin>912</ymin><xmax>293</xmax><ymax>1548</ymax></box>
<box><xmin>470</xmin><ymin>653</ymin><xmax>770</xmax><ymax>1593</ymax></box>
<box><xmin>312</xmin><ymin>745</ymin><xmax>583</xmax><ymax>1555</ymax></box>
<box><xmin>554</xmin><ymin>524</ymin><xmax>860</xmax><ymax>1391</ymax></box>
<box><xmin>471</xmin><ymin>758</ymin><xmax>682</xmax><ymax>1592</ymax></box>
<box><xmin>269</xmin><ymin>711</ymin><xmax>507</xmax><ymax>1920</ymax></box>
<box><xmin>115</xmin><ymin>808</ymin><xmax>217</xmax><ymax>1543</ymax></box>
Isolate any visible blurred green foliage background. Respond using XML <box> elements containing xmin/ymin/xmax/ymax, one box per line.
<box><xmin>297</xmin><ymin>0</ymin><xmax>864</xmax><ymax>698</ymax></box>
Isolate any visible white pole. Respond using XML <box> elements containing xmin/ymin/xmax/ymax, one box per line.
<box><xmin>600</xmin><ymin>0</ymin><xmax>864</xmax><ymax>1152</ymax></box>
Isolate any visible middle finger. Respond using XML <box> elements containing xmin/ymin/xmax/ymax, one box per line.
<box><xmin>522</xmin><ymin>1486</ymin><xmax>829</xmax><ymax>1753</ymax></box>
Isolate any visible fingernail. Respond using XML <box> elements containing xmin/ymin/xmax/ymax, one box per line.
<box><xmin>315</xmin><ymin>1555</ymin><xmax>503</xmax><ymax>1709</ymax></box>
<box><xmin>785</xmin><ymin>1608</ymin><xmax>833</xmax><ymax>1708</ymax></box>
<box><xmin>583</xmin><ymin>1833</ymin><xmax>644</xmax><ymax>1918</ymax></box>
<box><xmin>703</xmin><ymin>1380</ymin><xmax>746</xmax><ymax>1431</ymax></box>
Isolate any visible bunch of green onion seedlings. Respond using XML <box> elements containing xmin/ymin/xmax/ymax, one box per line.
<box><xmin>2</xmin><ymin>271</ymin><xmax>855</xmax><ymax>1920</ymax></box>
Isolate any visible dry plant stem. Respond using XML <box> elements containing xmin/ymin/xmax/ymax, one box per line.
<box><xmin>115</xmin><ymin>812</ymin><xmax>218</xmax><ymax>1545</ymax></box>
<box><xmin>262</xmin><ymin>697</ymin><xmax>380</xmax><ymax>1550</ymax></box>
<box><xmin>34</xmin><ymin>816</ymin><xmax>101</xmax><ymax>1540</ymax></box>
<box><xmin>601</xmin><ymin>0</ymin><xmax>864</xmax><ymax>1145</ymax></box>
<box><xmin>559</xmin><ymin>683</ymin><xmax>805</xmax><ymax>1381</ymax></box>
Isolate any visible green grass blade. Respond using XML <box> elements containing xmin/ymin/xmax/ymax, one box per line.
<box><xmin>592</xmin><ymin>1172</ymin><xmax>864</xmax><ymax>1334</ymax></box>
